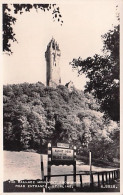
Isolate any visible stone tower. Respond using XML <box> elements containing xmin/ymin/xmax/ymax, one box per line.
<box><xmin>45</xmin><ymin>38</ymin><xmax>61</xmax><ymax>87</ymax></box>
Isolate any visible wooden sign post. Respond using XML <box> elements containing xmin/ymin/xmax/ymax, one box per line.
<box><xmin>40</xmin><ymin>138</ymin><xmax>44</xmax><ymax>181</ymax></box>
<box><xmin>73</xmin><ymin>146</ymin><xmax>76</xmax><ymax>187</ymax></box>
<box><xmin>40</xmin><ymin>154</ymin><xmax>44</xmax><ymax>180</ymax></box>
<box><xmin>89</xmin><ymin>150</ymin><xmax>93</xmax><ymax>187</ymax></box>
<box><xmin>47</xmin><ymin>143</ymin><xmax>52</xmax><ymax>182</ymax></box>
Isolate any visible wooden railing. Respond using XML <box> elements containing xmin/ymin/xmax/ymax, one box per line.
<box><xmin>91</xmin><ymin>169</ymin><xmax>120</xmax><ymax>187</ymax></box>
<box><xmin>44</xmin><ymin>169</ymin><xmax>120</xmax><ymax>189</ymax></box>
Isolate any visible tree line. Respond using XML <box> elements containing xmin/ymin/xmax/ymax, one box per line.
<box><xmin>70</xmin><ymin>24</ymin><xmax>119</xmax><ymax>122</ymax></box>
<box><xmin>3</xmin><ymin>82</ymin><xmax>119</xmax><ymax>164</ymax></box>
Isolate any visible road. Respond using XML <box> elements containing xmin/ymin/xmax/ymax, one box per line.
<box><xmin>4</xmin><ymin>151</ymin><xmax>117</xmax><ymax>185</ymax></box>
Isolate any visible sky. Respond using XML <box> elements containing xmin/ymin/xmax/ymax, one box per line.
<box><xmin>3</xmin><ymin>0</ymin><xmax>119</xmax><ymax>90</ymax></box>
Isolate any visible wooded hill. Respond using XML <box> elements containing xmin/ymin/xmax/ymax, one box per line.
<box><xmin>3</xmin><ymin>82</ymin><xmax>119</xmax><ymax>164</ymax></box>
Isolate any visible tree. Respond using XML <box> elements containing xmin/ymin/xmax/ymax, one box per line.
<box><xmin>3</xmin><ymin>82</ymin><xmax>120</xmax><ymax>164</ymax></box>
<box><xmin>70</xmin><ymin>24</ymin><xmax>119</xmax><ymax>121</ymax></box>
<box><xmin>3</xmin><ymin>4</ymin><xmax>63</xmax><ymax>54</ymax></box>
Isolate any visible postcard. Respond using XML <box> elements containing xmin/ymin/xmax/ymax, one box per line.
<box><xmin>1</xmin><ymin>0</ymin><xmax>122</xmax><ymax>194</ymax></box>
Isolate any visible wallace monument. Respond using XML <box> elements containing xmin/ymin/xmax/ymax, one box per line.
<box><xmin>45</xmin><ymin>38</ymin><xmax>61</xmax><ymax>88</ymax></box>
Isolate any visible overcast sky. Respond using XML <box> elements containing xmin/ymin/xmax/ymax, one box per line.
<box><xmin>3</xmin><ymin>0</ymin><xmax>119</xmax><ymax>90</ymax></box>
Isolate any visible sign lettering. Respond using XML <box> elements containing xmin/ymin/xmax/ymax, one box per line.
<box><xmin>57</xmin><ymin>143</ymin><xmax>69</xmax><ymax>148</ymax></box>
<box><xmin>52</xmin><ymin>148</ymin><xmax>74</xmax><ymax>161</ymax></box>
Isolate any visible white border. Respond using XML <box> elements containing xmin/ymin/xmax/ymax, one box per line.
<box><xmin>1</xmin><ymin>1</ymin><xmax>122</xmax><ymax>195</ymax></box>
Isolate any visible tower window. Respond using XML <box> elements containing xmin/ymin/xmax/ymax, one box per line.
<box><xmin>55</xmin><ymin>63</ymin><xmax>56</xmax><ymax>66</ymax></box>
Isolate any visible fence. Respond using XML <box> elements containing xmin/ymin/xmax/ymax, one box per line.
<box><xmin>44</xmin><ymin>169</ymin><xmax>120</xmax><ymax>190</ymax></box>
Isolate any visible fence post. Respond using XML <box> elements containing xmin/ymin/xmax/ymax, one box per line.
<box><xmin>114</xmin><ymin>170</ymin><xmax>116</xmax><ymax>179</ymax></box>
<box><xmin>109</xmin><ymin>172</ymin><xmax>111</xmax><ymax>184</ymax></box>
<box><xmin>98</xmin><ymin>173</ymin><xmax>100</xmax><ymax>187</ymax></box>
<box><xmin>102</xmin><ymin>173</ymin><xmax>104</xmax><ymax>187</ymax></box>
<box><xmin>64</xmin><ymin>175</ymin><xmax>67</xmax><ymax>188</ymax></box>
<box><xmin>44</xmin><ymin>176</ymin><xmax>48</xmax><ymax>191</ymax></box>
<box><xmin>112</xmin><ymin>171</ymin><xmax>114</xmax><ymax>181</ymax></box>
<box><xmin>80</xmin><ymin>175</ymin><xmax>83</xmax><ymax>188</ymax></box>
<box><xmin>105</xmin><ymin>172</ymin><xmax>108</xmax><ymax>184</ymax></box>
<box><xmin>73</xmin><ymin>146</ymin><xmax>76</xmax><ymax>189</ymax></box>
<box><xmin>116</xmin><ymin>170</ymin><xmax>118</xmax><ymax>179</ymax></box>
<box><xmin>91</xmin><ymin>174</ymin><xmax>94</xmax><ymax>188</ymax></box>
<box><xmin>116</xmin><ymin>169</ymin><xmax>119</xmax><ymax>179</ymax></box>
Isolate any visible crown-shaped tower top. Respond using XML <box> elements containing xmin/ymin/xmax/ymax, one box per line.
<box><xmin>46</xmin><ymin>37</ymin><xmax>60</xmax><ymax>51</ymax></box>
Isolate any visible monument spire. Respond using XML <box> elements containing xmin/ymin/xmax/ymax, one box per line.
<box><xmin>45</xmin><ymin>38</ymin><xmax>61</xmax><ymax>88</ymax></box>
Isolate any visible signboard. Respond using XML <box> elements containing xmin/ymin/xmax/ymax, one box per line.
<box><xmin>57</xmin><ymin>142</ymin><xmax>69</xmax><ymax>148</ymax></box>
<box><xmin>47</xmin><ymin>143</ymin><xmax>76</xmax><ymax>184</ymax></box>
<box><xmin>52</xmin><ymin>147</ymin><xmax>74</xmax><ymax>161</ymax></box>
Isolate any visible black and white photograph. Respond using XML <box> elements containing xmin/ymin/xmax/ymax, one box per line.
<box><xmin>1</xmin><ymin>0</ymin><xmax>122</xmax><ymax>193</ymax></box>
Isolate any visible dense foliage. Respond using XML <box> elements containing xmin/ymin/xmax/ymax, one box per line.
<box><xmin>3</xmin><ymin>4</ymin><xmax>63</xmax><ymax>54</ymax></box>
<box><xmin>3</xmin><ymin>82</ymin><xmax>119</xmax><ymax>163</ymax></box>
<box><xmin>70</xmin><ymin>25</ymin><xmax>119</xmax><ymax>121</ymax></box>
